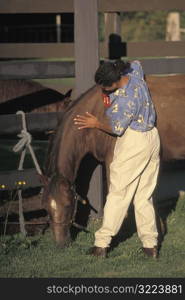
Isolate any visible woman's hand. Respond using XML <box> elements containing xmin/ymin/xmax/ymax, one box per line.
<box><xmin>73</xmin><ymin>112</ymin><xmax>99</xmax><ymax>129</ymax></box>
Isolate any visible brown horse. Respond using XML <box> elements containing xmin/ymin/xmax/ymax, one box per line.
<box><xmin>43</xmin><ymin>74</ymin><xmax>185</xmax><ymax>247</ymax></box>
<box><xmin>0</xmin><ymin>79</ymin><xmax>72</xmax><ymax>217</ymax></box>
<box><xmin>0</xmin><ymin>79</ymin><xmax>72</xmax><ymax>114</ymax></box>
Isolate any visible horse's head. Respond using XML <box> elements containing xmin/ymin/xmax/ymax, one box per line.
<box><xmin>41</xmin><ymin>173</ymin><xmax>75</xmax><ymax>247</ymax></box>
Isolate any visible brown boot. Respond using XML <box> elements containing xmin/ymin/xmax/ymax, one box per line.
<box><xmin>142</xmin><ymin>246</ymin><xmax>158</xmax><ymax>258</ymax></box>
<box><xmin>87</xmin><ymin>246</ymin><xmax>108</xmax><ymax>258</ymax></box>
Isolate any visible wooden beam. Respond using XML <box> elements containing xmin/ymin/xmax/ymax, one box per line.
<box><xmin>0</xmin><ymin>61</ymin><xmax>74</xmax><ymax>79</ymax></box>
<box><xmin>106</xmin><ymin>40</ymin><xmax>185</xmax><ymax>58</ymax></box>
<box><xmin>0</xmin><ymin>194</ymin><xmax>44</xmax><ymax>215</ymax></box>
<box><xmin>1</xmin><ymin>41</ymin><xmax>185</xmax><ymax>60</ymax></box>
<box><xmin>140</xmin><ymin>58</ymin><xmax>185</xmax><ymax>75</ymax></box>
<box><xmin>0</xmin><ymin>0</ymin><xmax>74</xmax><ymax>13</ymax></box>
<box><xmin>166</xmin><ymin>13</ymin><xmax>181</xmax><ymax>41</ymax></box>
<box><xmin>0</xmin><ymin>112</ymin><xmax>63</xmax><ymax>136</ymax></box>
<box><xmin>0</xmin><ymin>169</ymin><xmax>43</xmax><ymax>190</ymax></box>
<box><xmin>127</xmin><ymin>41</ymin><xmax>185</xmax><ymax>57</ymax></box>
<box><xmin>0</xmin><ymin>43</ymin><xmax>74</xmax><ymax>58</ymax></box>
<box><xmin>104</xmin><ymin>13</ymin><xmax>121</xmax><ymax>58</ymax></box>
<box><xmin>98</xmin><ymin>0</ymin><xmax>185</xmax><ymax>12</ymax></box>
<box><xmin>104</xmin><ymin>13</ymin><xmax>121</xmax><ymax>40</ymax></box>
<box><xmin>0</xmin><ymin>0</ymin><xmax>185</xmax><ymax>13</ymax></box>
<box><xmin>74</xmin><ymin>0</ymin><xmax>99</xmax><ymax>97</ymax></box>
<box><xmin>74</xmin><ymin>0</ymin><xmax>103</xmax><ymax>218</ymax></box>
<box><xmin>1</xmin><ymin>58</ymin><xmax>185</xmax><ymax>80</ymax></box>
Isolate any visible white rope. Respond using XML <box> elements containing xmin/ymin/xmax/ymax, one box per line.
<box><xmin>18</xmin><ymin>189</ymin><xmax>27</xmax><ymax>237</ymax></box>
<box><xmin>13</xmin><ymin>111</ymin><xmax>42</xmax><ymax>175</ymax></box>
<box><xmin>12</xmin><ymin>111</ymin><xmax>43</xmax><ymax>236</ymax></box>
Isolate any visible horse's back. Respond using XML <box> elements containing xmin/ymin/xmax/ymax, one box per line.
<box><xmin>146</xmin><ymin>75</ymin><xmax>185</xmax><ymax>160</ymax></box>
<box><xmin>0</xmin><ymin>79</ymin><xmax>70</xmax><ymax>113</ymax></box>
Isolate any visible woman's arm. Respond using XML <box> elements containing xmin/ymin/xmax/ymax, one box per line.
<box><xmin>73</xmin><ymin>112</ymin><xmax>114</xmax><ymax>134</ymax></box>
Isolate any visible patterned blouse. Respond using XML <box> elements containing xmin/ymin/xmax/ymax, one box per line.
<box><xmin>106</xmin><ymin>60</ymin><xmax>156</xmax><ymax>136</ymax></box>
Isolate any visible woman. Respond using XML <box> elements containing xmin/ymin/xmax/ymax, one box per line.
<box><xmin>74</xmin><ymin>60</ymin><xmax>160</xmax><ymax>258</ymax></box>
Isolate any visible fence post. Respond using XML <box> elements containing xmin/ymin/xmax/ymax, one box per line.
<box><xmin>104</xmin><ymin>12</ymin><xmax>122</xmax><ymax>58</ymax></box>
<box><xmin>166</xmin><ymin>12</ymin><xmax>181</xmax><ymax>41</ymax></box>
<box><xmin>74</xmin><ymin>0</ymin><xmax>103</xmax><ymax>218</ymax></box>
<box><xmin>105</xmin><ymin>13</ymin><xmax>121</xmax><ymax>37</ymax></box>
<box><xmin>56</xmin><ymin>14</ymin><xmax>61</xmax><ymax>43</ymax></box>
<box><xmin>74</xmin><ymin>0</ymin><xmax>99</xmax><ymax>97</ymax></box>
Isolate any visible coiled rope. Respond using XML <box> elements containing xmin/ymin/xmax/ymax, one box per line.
<box><xmin>13</xmin><ymin>111</ymin><xmax>43</xmax><ymax>236</ymax></box>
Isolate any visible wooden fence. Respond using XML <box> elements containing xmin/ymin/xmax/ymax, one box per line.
<box><xmin>1</xmin><ymin>0</ymin><xmax>185</xmax><ymax>61</ymax></box>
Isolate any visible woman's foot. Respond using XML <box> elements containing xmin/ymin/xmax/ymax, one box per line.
<box><xmin>142</xmin><ymin>246</ymin><xmax>158</xmax><ymax>258</ymax></box>
<box><xmin>87</xmin><ymin>246</ymin><xmax>108</xmax><ymax>258</ymax></box>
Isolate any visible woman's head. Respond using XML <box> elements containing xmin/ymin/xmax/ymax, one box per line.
<box><xmin>95</xmin><ymin>60</ymin><xmax>130</xmax><ymax>91</ymax></box>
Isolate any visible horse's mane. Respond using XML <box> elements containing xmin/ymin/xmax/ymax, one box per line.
<box><xmin>45</xmin><ymin>85</ymin><xmax>97</xmax><ymax>177</ymax></box>
<box><xmin>64</xmin><ymin>85</ymin><xmax>97</xmax><ymax>113</ymax></box>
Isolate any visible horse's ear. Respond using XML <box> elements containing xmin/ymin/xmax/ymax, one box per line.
<box><xmin>63</xmin><ymin>89</ymin><xmax>73</xmax><ymax>107</ymax></box>
<box><xmin>64</xmin><ymin>89</ymin><xmax>73</xmax><ymax>99</ymax></box>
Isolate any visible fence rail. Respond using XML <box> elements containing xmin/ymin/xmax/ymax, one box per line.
<box><xmin>0</xmin><ymin>24</ymin><xmax>73</xmax><ymax>43</ymax></box>
<box><xmin>0</xmin><ymin>41</ymin><xmax>185</xmax><ymax>59</ymax></box>
<box><xmin>0</xmin><ymin>112</ymin><xmax>63</xmax><ymax>136</ymax></box>
<box><xmin>0</xmin><ymin>0</ymin><xmax>185</xmax><ymax>13</ymax></box>
<box><xmin>0</xmin><ymin>58</ymin><xmax>185</xmax><ymax>80</ymax></box>
<box><xmin>0</xmin><ymin>169</ymin><xmax>43</xmax><ymax>190</ymax></box>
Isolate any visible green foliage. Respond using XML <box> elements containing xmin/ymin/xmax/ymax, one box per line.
<box><xmin>98</xmin><ymin>11</ymin><xmax>185</xmax><ymax>42</ymax></box>
<box><xmin>120</xmin><ymin>11</ymin><xmax>185</xmax><ymax>41</ymax></box>
<box><xmin>0</xmin><ymin>233</ymin><xmax>39</xmax><ymax>255</ymax></box>
<box><xmin>181</xmin><ymin>12</ymin><xmax>185</xmax><ymax>27</ymax></box>
<box><xmin>181</xmin><ymin>12</ymin><xmax>185</xmax><ymax>40</ymax></box>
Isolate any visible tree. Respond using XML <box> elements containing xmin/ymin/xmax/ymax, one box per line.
<box><xmin>120</xmin><ymin>11</ymin><xmax>185</xmax><ymax>42</ymax></box>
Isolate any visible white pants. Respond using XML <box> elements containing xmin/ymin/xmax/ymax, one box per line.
<box><xmin>95</xmin><ymin>126</ymin><xmax>160</xmax><ymax>248</ymax></box>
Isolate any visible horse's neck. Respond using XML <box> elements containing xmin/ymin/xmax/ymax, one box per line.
<box><xmin>54</xmin><ymin>86</ymin><xmax>105</xmax><ymax>182</ymax></box>
<box><xmin>68</xmin><ymin>85</ymin><xmax>103</xmax><ymax>114</ymax></box>
<box><xmin>57</xmin><ymin>135</ymin><xmax>85</xmax><ymax>182</ymax></box>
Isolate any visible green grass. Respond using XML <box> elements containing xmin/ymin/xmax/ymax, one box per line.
<box><xmin>0</xmin><ymin>195</ymin><xmax>185</xmax><ymax>278</ymax></box>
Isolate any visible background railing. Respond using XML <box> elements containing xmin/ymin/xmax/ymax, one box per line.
<box><xmin>0</xmin><ymin>24</ymin><xmax>74</xmax><ymax>43</ymax></box>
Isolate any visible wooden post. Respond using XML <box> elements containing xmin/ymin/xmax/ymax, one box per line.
<box><xmin>56</xmin><ymin>14</ymin><xmax>61</xmax><ymax>43</ymax></box>
<box><xmin>104</xmin><ymin>12</ymin><xmax>122</xmax><ymax>58</ymax></box>
<box><xmin>74</xmin><ymin>0</ymin><xmax>99</xmax><ymax>97</ymax></box>
<box><xmin>74</xmin><ymin>0</ymin><xmax>103</xmax><ymax>218</ymax></box>
<box><xmin>104</xmin><ymin>12</ymin><xmax>121</xmax><ymax>42</ymax></box>
<box><xmin>166</xmin><ymin>12</ymin><xmax>181</xmax><ymax>41</ymax></box>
